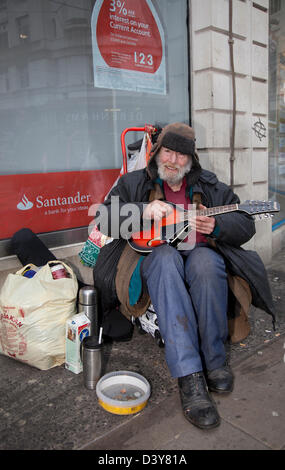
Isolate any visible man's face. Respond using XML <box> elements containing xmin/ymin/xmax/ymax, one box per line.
<box><xmin>156</xmin><ymin>146</ymin><xmax>192</xmax><ymax>185</ymax></box>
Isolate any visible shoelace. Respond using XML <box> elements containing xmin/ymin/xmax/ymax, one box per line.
<box><xmin>179</xmin><ymin>372</ymin><xmax>209</xmax><ymax>399</ymax></box>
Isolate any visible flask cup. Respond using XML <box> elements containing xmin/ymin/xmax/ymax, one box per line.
<box><xmin>78</xmin><ymin>286</ymin><xmax>99</xmax><ymax>337</ymax></box>
<box><xmin>80</xmin><ymin>336</ymin><xmax>103</xmax><ymax>390</ymax></box>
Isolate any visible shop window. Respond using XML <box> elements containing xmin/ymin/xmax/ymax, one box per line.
<box><xmin>270</xmin><ymin>0</ymin><xmax>281</xmax><ymax>15</ymax></box>
<box><xmin>17</xmin><ymin>15</ymin><xmax>30</xmax><ymax>42</ymax></box>
<box><xmin>0</xmin><ymin>0</ymin><xmax>7</xmax><ymax>11</ymax></box>
<box><xmin>0</xmin><ymin>22</ymin><xmax>8</xmax><ymax>50</ymax></box>
<box><xmin>17</xmin><ymin>64</ymin><xmax>29</xmax><ymax>88</ymax></box>
<box><xmin>0</xmin><ymin>32</ymin><xmax>8</xmax><ymax>49</ymax></box>
<box><xmin>51</xmin><ymin>18</ymin><xmax>57</xmax><ymax>39</ymax></box>
<box><xmin>0</xmin><ymin>0</ymin><xmax>190</xmax><ymax>255</ymax></box>
<box><xmin>269</xmin><ymin>0</ymin><xmax>285</xmax><ymax>227</ymax></box>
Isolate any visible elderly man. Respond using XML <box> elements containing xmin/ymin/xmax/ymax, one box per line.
<box><xmin>95</xmin><ymin>122</ymin><xmax>275</xmax><ymax>430</ymax></box>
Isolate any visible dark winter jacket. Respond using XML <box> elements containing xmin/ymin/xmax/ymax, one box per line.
<box><xmin>94</xmin><ymin>154</ymin><xmax>275</xmax><ymax>340</ymax></box>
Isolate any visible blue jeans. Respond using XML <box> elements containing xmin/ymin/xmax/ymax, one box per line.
<box><xmin>141</xmin><ymin>243</ymin><xmax>228</xmax><ymax>378</ymax></box>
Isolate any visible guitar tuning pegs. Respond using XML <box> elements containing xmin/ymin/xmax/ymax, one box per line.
<box><xmin>254</xmin><ymin>213</ymin><xmax>274</xmax><ymax>221</ymax></box>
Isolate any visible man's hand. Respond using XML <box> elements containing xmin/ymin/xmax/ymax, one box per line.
<box><xmin>189</xmin><ymin>204</ymin><xmax>216</xmax><ymax>235</ymax></box>
<box><xmin>143</xmin><ymin>200</ymin><xmax>174</xmax><ymax>221</ymax></box>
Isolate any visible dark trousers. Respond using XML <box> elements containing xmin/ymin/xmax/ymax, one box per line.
<box><xmin>141</xmin><ymin>243</ymin><xmax>228</xmax><ymax>378</ymax></box>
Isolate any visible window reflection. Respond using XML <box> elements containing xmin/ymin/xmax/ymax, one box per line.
<box><xmin>0</xmin><ymin>0</ymin><xmax>189</xmax><ymax>175</ymax></box>
<box><xmin>269</xmin><ymin>0</ymin><xmax>285</xmax><ymax>226</ymax></box>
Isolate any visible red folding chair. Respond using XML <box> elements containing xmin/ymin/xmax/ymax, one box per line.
<box><xmin>120</xmin><ymin>124</ymin><xmax>157</xmax><ymax>175</ymax></box>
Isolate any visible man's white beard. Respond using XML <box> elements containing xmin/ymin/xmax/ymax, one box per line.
<box><xmin>156</xmin><ymin>158</ymin><xmax>192</xmax><ymax>185</ymax></box>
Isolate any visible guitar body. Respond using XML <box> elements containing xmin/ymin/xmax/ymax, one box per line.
<box><xmin>128</xmin><ymin>230</ymin><xmax>167</xmax><ymax>253</ymax></box>
<box><xmin>127</xmin><ymin>200</ymin><xmax>280</xmax><ymax>254</ymax></box>
<box><xmin>129</xmin><ymin>207</ymin><xmax>188</xmax><ymax>253</ymax></box>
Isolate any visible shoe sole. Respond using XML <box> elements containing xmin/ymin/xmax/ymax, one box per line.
<box><xmin>208</xmin><ymin>386</ymin><xmax>233</xmax><ymax>394</ymax></box>
<box><xmin>183</xmin><ymin>413</ymin><xmax>221</xmax><ymax>430</ymax></box>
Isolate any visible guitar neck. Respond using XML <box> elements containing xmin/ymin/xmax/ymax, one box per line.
<box><xmin>191</xmin><ymin>204</ymin><xmax>239</xmax><ymax>218</ymax></box>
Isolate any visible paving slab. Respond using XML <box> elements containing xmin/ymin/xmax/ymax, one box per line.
<box><xmin>0</xmin><ymin>330</ymin><xmax>176</xmax><ymax>450</ymax></box>
<box><xmin>83</xmin><ymin>391</ymin><xmax>270</xmax><ymax>451</ymax></box>
<box><xmin>217</xmin><ymin>335</ymin><xmax>285</xmax><ymax>450</ymax></box>
<box><xmin>84</xmin><ymin>335</ymin><xmax>285</xmax><ymax>451</ymax></box>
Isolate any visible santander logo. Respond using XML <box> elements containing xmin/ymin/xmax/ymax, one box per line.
<box><xmin>17</xmin><ymin>195</ymin><xmax>33</xmax><ymax>211</ymax></box>
<box><xmin>16</xmin><ymin>191</ymin><xmax>91</xmax><ymax>211</ymax></box>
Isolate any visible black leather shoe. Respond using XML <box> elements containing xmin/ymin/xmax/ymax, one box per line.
<box><xmin>205</xmin><ymin>364</ymin><xmax>234</xmax><ymax>394</ymax></box>
<box><xmin>178</xmin><ymin>372</ymin><xmax>220</xmax><ymax>430</ymax></box>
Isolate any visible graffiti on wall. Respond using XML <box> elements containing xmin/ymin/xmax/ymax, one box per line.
<box><xmin>252</xmin><ymin>117</ymin><xmax>267</xmax><ymax>141</ymax></box>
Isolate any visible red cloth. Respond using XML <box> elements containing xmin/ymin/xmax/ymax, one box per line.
<box><xmin>163</xmin><ymin>179</ymin><xmax>207</xmax><ymax>245</ymax></box>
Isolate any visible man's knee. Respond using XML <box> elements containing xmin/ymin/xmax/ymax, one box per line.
<box><xmin>186</xmin><ymin>247</ymin><xmax>226</xmax><ymax>281</ymax></box>
<box><xmin>142</xmin><ymin>244</ymin><xmax>183</xmax><ymax>276</ymax></box>
<box><xmin>150</xmin><ymin>244</ymin><xmax>182</xmax><ymax>264</ymax></box>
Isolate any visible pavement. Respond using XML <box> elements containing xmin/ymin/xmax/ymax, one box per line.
<box><xmin>0</xmin><ymin>245</ymin><xmax>285</xmax><ymax>453</ymax></box>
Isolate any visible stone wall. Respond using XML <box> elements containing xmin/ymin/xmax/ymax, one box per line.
<box><xmin>190</xmin><ymin>0</ymin><xmax>272</xmax><ymax>264</ymax></box>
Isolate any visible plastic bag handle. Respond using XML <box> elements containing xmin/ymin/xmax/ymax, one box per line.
<box><xmin>47</xmin><ymin>260</ymin><xmax>77</xmax><ymax>280</ymax></box>
<box><xmin>16</xmin><ymin>260</ymin><xmax>76</xmax><ymax>280</ymax></box>
<box><xmin>120</xmin><ymin>125</ymin><xmax>157</xmax><ymax>175</ymax></box>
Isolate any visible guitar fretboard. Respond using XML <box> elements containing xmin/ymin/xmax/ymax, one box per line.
<box><xmin>183</xmin><ymin>204</ymin><xmax>239</xmax><ymax>219</ymax></box>
<box><xmin>197</xmin><ymin>204</ymin><xmax>239</xmax><ymax>217</ymax></box>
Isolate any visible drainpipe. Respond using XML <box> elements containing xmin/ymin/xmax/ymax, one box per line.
<box><xmin>229</xmin><ymin>0</ymin><xmax>236</xmax><ymax>189</ymax></box>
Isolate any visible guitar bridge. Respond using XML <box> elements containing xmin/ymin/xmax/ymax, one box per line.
<box><xmin>161</xmin><ymin>221</ymin><xmax>191</xmax><ymax>243</ymax></box>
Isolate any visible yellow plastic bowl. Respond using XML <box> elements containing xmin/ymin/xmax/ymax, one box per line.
<box><xmin>96</xmin><ymin>370</ymin><xmax>151</xmax><ymax>415</ymax></box>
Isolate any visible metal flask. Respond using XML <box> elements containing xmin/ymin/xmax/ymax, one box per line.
<box><xmin>80</xmin><ymin>336</ymin><xmax>103</xmax><ymax>390</ymax></box>
<box><xmin>78</xmin><ymin>286</ymin><xmax>99</xmax><ymax>337</ymax></box>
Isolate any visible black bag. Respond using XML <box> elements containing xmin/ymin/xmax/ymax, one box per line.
<box><xmin>102</xmin><ymin>307</ymin><xmax>134</xmax><ymax>342</ymax></box>
<box><xmin>93</xmin><ymin>238</ymin><xmax>126</xmax><ymax>312</ymax></box>
<box><xmin>93</xmin><ymin>238</ymin><xmax>134</xmax><ymax>341</ymax></box>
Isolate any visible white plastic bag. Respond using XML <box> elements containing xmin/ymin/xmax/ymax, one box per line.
<box><xmin>0</xmin><ymin>261</ymin><xmax>78</xmax><ymax>370</ymax></box>
<box><xmin>127</xmin><ymin>132</ymin><xmax>151</xmax><ymax>172</ymax></box>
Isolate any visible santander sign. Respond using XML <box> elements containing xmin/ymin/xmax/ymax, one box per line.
<box><xmin>1</xmin><ymin>168</ymin><xmax>120</xmax><ymax>240</ymax></box>
<box><xmin>17</xmin><ymin>191</ymin><xmax>91</xmax><ymax>211</ymax></box>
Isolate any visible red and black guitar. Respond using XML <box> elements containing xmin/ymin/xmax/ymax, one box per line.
<box><xmin>127</xmin><ymin>200</ymin><xmax>280</xmax><ymax>254</ymax></box>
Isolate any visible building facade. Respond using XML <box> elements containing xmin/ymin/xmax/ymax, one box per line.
<box><xmin>0</xmin><ymin>0</ymin><xmax>284</xmax><ymax>286</ymax></box>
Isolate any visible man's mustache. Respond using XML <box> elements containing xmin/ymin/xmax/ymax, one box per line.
<box><xmin>163</xmin><ymin>164</ymin><xmax>180</xmax><ymax>169</ymax></box>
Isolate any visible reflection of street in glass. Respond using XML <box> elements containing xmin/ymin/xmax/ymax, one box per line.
<box><xmin>269</xmin><ymin>4</ymin><xmax>285</xmax><ymax>228</ymax></box>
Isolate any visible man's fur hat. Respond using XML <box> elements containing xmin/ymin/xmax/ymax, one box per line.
<box><xmin>147</xmin><ymin>122</ymin><xmax>201</xmax><ymax>181</ymax></box>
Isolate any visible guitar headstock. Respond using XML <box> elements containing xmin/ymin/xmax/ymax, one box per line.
<box><xmin>239</xmin><ymin>200</ymin><xmax>280</xmax><ymax>216</ymax></box>
<box><xmin>253</xmin><ymin>213</ymin><xmax>275</xmax><ymax>221</ymax></box>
